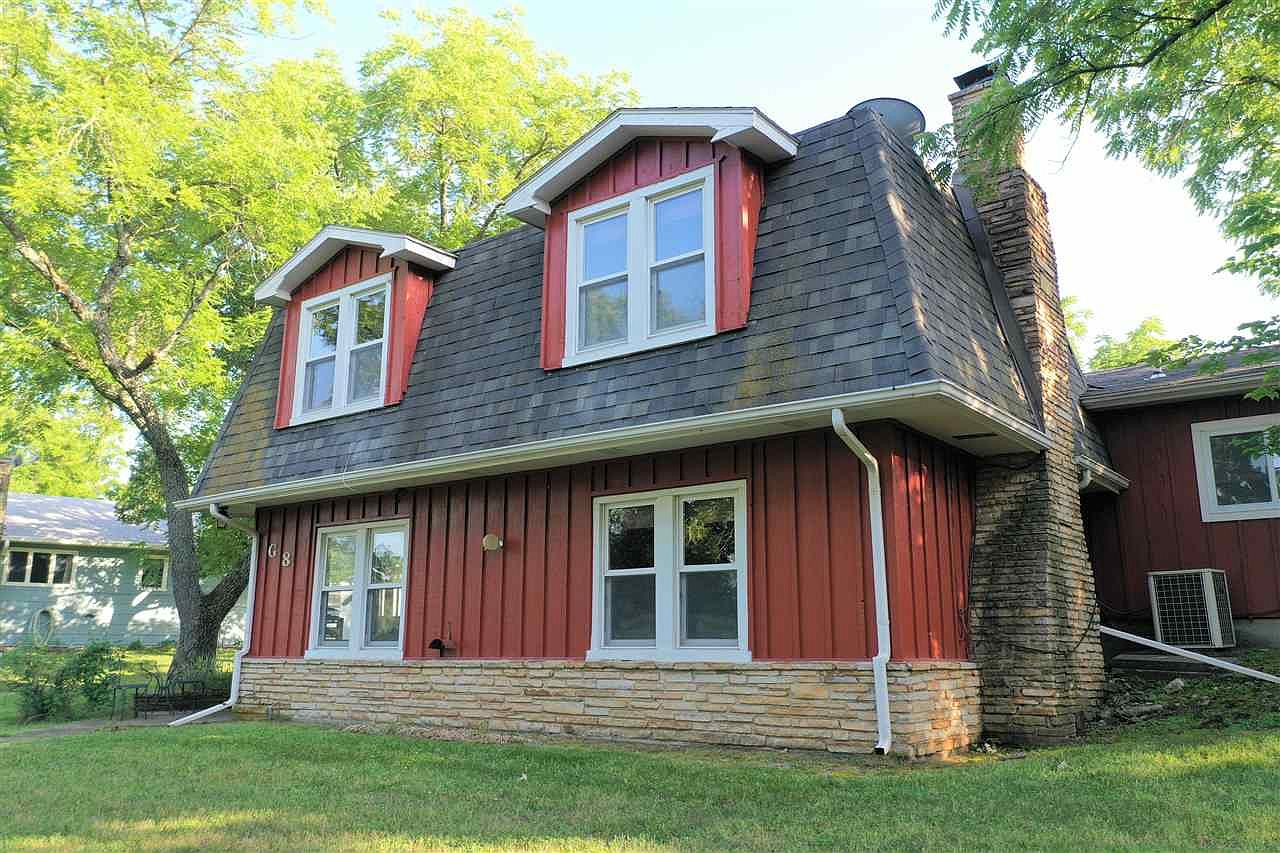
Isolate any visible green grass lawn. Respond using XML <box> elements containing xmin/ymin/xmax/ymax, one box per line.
<box><xmin>0</xmin><ymin>720</ymin><xmax>1278</xmax><ymax>851</ymax></box>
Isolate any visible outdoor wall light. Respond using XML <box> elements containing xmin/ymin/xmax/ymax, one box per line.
<box><xmin>481</xmin><ymin>533</ymin><xmax>503</xmax><ymax>552</ymax></box>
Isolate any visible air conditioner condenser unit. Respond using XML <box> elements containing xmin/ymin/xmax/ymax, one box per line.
<box><xmin>1148</xmin><ymin>569</ymin><xmax>1236</xmax><ymax>649</ymax></box>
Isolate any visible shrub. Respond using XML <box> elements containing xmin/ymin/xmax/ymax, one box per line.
<box><xmin>60</xmin><ymin>642</ymin><xmax>124</xmax><ymax>709</ymax></box>
<box><xmin>126</xmin><ymin>639</ymin><xmax>144</xmax><ymax>651</ymax></box>
<box><xmin>0</xmin><ymin>644</ymin><xmax>73</xmax><ymax>722</ymax></box>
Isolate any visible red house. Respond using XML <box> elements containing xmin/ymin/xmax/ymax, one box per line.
<box><xmin>184</xmin><ymin>66</ymin><xmax>1139</xmax><ymax>756</ymax></box>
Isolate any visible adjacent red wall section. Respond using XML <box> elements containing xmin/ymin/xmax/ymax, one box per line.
<box><xmin>249</xmin><ymin>424</ymin><xmax>975</xmax><ymax>662</ymax></box>
<box><xmin>540</xmin><ymin>138</ymin><xmax>765</xmax><ymax>369</ymax></box>
<box><xmin>1085</xmin><ymin>395</ymin><xmax>1280</xmax><ymax>620</ymax></box>
<box><xmin>274</xmin><ymin>247</ymin><xmax>434</xmax><ymax>428</ymax></box>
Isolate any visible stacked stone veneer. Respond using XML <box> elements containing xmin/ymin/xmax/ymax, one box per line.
<box><xmin>950</xmin><ymin>71</ymin><xmax>1106</xmax><ymax>744</ymax></box>
<box><xmin>237</xmin><ymin>658</ymin><xmax>980</xmax><ymax>757</ymax></box>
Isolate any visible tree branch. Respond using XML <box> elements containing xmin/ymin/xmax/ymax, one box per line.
<box><xmin>125</xmin><ymin>253</ymin><xmax>232</xmax><ymax>378</ymax></box>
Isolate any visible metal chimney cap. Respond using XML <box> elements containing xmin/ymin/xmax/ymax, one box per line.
<box><xmin>849</xmin><ymin>97</ymin><xmax>926</xmax><ymax>141</ymax></box>
<box><xmin>953</xmin><ymin>62</ymin><xmax>998</xmax><ymax>90</ymax></box>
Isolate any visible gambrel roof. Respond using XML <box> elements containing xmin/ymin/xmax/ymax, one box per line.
<box><xmin>190</xmin><ymin>107</ymin><xmax>1039</xmax><ymax>505</ymax></box>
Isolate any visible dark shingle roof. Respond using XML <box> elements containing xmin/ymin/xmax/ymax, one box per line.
<box><xmin>1082</xmin><ymin>347</ymin><xmax>1280</xmax><ymax>410</ymax></box>
<box><xmin>4</xmin><ymin>493</ymin><xmax>167</xmax><ymax>547</ymax></box>
<box><xmin>193</xmin><ymin>109</ymin><xmax>1035</xmax><ymax>499</ymax></box>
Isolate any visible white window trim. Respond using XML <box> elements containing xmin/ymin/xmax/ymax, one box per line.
<box><xmin>137</xmin><ymin>555</ymin><xmax>170</xmax><ymax>591</ymax></box>
<box><xmin>563</xmin><ymin>165</ymin><xmax>717</xmax><ymax>368</ymax></box>
<box><xmin>306</xmin><ymin>519</ymin><xmax>407</xmax><ymax>661</ymax></box>
<box><xmin>1191</xmin><ymin>413</ymin><xmax>1280</xmax><ymax>522</ymax></box>
<box><xmin>587</xmin><ymin>480</ymin><xmax>750</xmax><ymax>663</ymax></box>
<box><xmin>2</xmin><ymin>548</ymin><xmax>76</xmax><ymax>587</ymax></box>
<box><xmin>290</xmin><ymin>271</ymin><xmax>393</xmax><ymax>426</ymax></box>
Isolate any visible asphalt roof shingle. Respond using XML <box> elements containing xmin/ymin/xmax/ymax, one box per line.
<box><xmin>4</xmin><ymin>493</ymin><xmax>167</xmax><ymax>548</ymax></box>
<box><xmin>193</xmin><ymin>108</ymin><xmax>1036</xmax><ymax>499</ymax></box>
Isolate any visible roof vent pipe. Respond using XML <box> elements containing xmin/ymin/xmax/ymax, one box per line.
<box><xmin>849</xmin><ymin>97</ymin><xmax>926</xmax><ymax>143</ymax></box>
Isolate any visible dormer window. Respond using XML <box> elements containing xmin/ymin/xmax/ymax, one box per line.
<box><xmin>566</xmin><ymin>166</ymin><xmax>716</xmax><ymax>365</ymax></box>
<box><xmin>294</xmin><ymin>273</ymin><xmax>391</xmax><ymax>423</ymax></box>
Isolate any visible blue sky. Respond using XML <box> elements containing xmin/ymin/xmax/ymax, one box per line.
<box><xmin>254</xmin><ymin>0</ymin><xmax>1276</xmax><ymax>359</ymax></box>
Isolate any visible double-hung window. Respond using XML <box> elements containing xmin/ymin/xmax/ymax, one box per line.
<box><xmin>1192</xmin><ymin>414</ymin><xmax>1280</xmax><ymax>521</ymax></box>
<box><xmin>4</xmin><ymin>549</ymin><xmax>74</xmax><ymax>586</ymax></box>
<box><xmin>309</xmin><ymin>521</ymin><xmax>407</xmax><ymax>659</ymax></box>
<box><xmin>138</xmin><ymin>556</ymin><xmax>169</xmax><ymax>591</ymax></box>
<box><xmin>565</xmin><ymin>164</ymin><xmax>716</xmax><ymax>366</ymax></box>
<box><xmin>293</xmin><ymin>272</ymin><xmax>391</xmax><ymax>423</ymax></box>
<box><xmin>589</xmin><ymin>481</ymin><xmax>749</xmax><ymax>662</ymax></box>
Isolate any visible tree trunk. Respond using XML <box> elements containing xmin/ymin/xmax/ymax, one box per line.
<box><xmin>148</xmin><ymin>428</ymin><xmax>249</xmax><ymax>676</ymax></box>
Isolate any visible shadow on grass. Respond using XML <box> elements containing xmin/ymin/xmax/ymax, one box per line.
<box><xmin>0</xmin><ymin>722</ymin><xmax>1278</xmax><ymax>851</ymax></box>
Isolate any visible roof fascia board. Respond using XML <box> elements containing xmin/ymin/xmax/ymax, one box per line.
<box><xmin>5</xmin><ymin>537</ymin><xmax>168</xmax><ymax>550</ymax></box>
<box><xmin>1074</xmin><ymin>455</ymin><xmax>1131</xmax><ymax>493</ymax></box>
<box><xmin>503</xmin><ymin>108</ymin><xmax>799</xmax><ymax>227</ymax></box>
<box><xmin>180</xmin><ymin>380</ymin><xmax>1047</xmax><ymax>512</ymax></box>
<box><xmin>1081</xmin><ymin>372</ymin><xmax>1268</xmax><ymax>411</ymax></box>
<box><xmin>254</xmin><ymin>226</ymin><xmax>457</xmax><ymax>307</ymax></box>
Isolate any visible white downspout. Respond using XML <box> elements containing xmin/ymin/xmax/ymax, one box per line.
<box><xmin>831</xmin><ymin>409</ymin><xmax>892</xmax><ymax>754</ymax></box>
<box><xmin>170</xmin><ymin>504</ymin><xmax>258</xmax><ymax>726</ymax></box>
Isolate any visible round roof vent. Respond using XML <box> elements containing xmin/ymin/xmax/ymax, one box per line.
<box><xmin>850</xmin><ymin>97</ymin><xmax>926</xmax><ymax>141</ymax></box>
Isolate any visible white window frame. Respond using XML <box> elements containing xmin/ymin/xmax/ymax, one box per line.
<box><xmin>306</xmin><ymin>519</ymin><xmax>408</xmax><ymax>661</ymax></box>
<box><xmin>137</xmin><ymin>555</ymin><xmax>170</xmax><ymax>591</ymax></box>
<box><xmin>2</xmin><ymin>548</ymin><xmax>76</xmax><ymax>587</ymax></box>
<box><xmin>564</xmin><ymin>164</ymin><xmax>717</xmax><ymax>367</ymax></box>
<box><xmin>291</xmin><ymin>271</ymin><xmax>393</xmax><ymax>426</ymax></box>
<box><xmin>588</xmin><ymin>480</ymin><xmax>749</xmax><ymax>663</ymax></box>
<box><xmin>1191</xmin><ymin>413</ymin><xmax>1280</xmax><ymax>522</ymax></box>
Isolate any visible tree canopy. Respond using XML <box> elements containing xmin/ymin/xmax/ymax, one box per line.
<box><xmin>1089</xmin><ymin>316</ymin><xmax>1175</xmax><ymax>370</ymax></box>
<box><xmin>0</xmin><ymin>0</ymin><xmax>632</xmax><ymax>668</ymax></box>
<box><xmin>930</xmin><ymin>0</ymin><xmax>1279</xmax><ymax>291</ymax></box>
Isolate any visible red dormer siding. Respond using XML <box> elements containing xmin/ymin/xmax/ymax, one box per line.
<box><xmin>274</xmin><ymin>247</ymin><xmax>435</xmax><ymax>428</ymax></box>
<box><xmin>540</xmin><ymin>139</ymin><xmax>765</xmax><ymax>369</ymax></box>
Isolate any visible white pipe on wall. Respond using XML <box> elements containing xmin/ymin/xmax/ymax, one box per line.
<box><xmin>831</xmin><ymin>409</ymin><xmax>893</xmax><ymax>754</ymax></box>
<box><xmin>1101</xmin><ymin>626</ymin><xmax>1280</xmax><ymax>685</ymax></box>
<box><xmin>170</xmin><ymin>504</ymin><xmax>259</xmax><ymax>727</ymax></box>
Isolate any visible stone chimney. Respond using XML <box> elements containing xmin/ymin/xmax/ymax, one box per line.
<box><xmin>949</xmin><ymin>64</ymin><xmax>1105</xmax><ymax>744</ymax></box>
<box><xmin>0</xmin><ymin>457</ymin><xmax>12</xmax><ymax>542</ymax></box>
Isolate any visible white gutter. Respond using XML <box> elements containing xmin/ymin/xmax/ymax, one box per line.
<box><xmin>1100</xmin><ymin>626</ymin><xmax>1280</xmax><ymax>685</ymax></box>
<box><xmin>170</xmin><ymin>504</ymin><xmax>258</xmax><ymax>727</ymax></box>
<box><xmin>830</xmin><ymin>409</ymin><xmax>893</xmax><ymax>754</ymax></box>
<box><xmin>179</xmin><ymin>379</ymin><xmax>1049</xmax><ymax>512</ymax></box>
<box><xmin>1081</xmin><ymin>372</ymin><xmax>1270</xmax><ymax>411</ymax></box>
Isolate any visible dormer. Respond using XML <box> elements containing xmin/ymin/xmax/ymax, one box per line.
<box><xmin>503</xmin><ymin>108</ymin><xmax>798</xmax><ymax>369</ymax></box>
<box><xmin>258</xmin><ymin>226</ymin><xmax>456</xmax><ymax>429</ymax></box>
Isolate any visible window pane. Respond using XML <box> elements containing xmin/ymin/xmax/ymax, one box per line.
<box><xmin>139</xmin><ymin>559</ymin><xmax>165</xmax><ymax>589</ymax></box>
<box><xmin>683</xmin><ymin>496</ymin><xmax>735</xmax><ymax>565</ymax></box>
<box><xmin>355</xmin><ymin>290</ymin><xmax>386</xmax><ymax>344</ymax></box>
<box><xmin>607</xmin><ymin>574</ymin><xmax>656</xmax><ymax>642</ymax></box>
<box><xmin>366</xmin><ymin>588</ymin><xmax>402</xmax><ymax>644</ymax></box>
<box><xmin>304</xmin><ymin>356</ymin><xmax>335</xmax><ymax>411</ymax></box>
<box><xmin>652</xmin><ymin>258</ymin><xmax>706</xmax><ymax>332</ymax></box>
<box><xmin>321</xmin><ymin>590</ymin><xmax>352</xmax><ymax>643</ymax></box>
<box><xmin>52</xmin><ymin>554</ymin><xmax>73</xmax><ymax>585</ymax></box>
<box><xmin>579</xmin><ymin>279</ymin><xmax>628</xmax><ymax>348</ymax></box>
<box><xmin>608</xmin><ymin>505</ymin><xmax>654</xmax><ymax>570</ymax></box>
<box><xmin>309</xmin><ymin>305</ymin><xmax>339</xmax><ymax>356</ymax></box>
<box><xmin>348</xmin><ymin>343</ymin><xmax>382</xmax><ymax>403</ymax></box>
<box><xmin>369</xmin><ymin>529</ymin><xmax>406</xmax><ymax>585</ymax></box>
<box><xmin>583</xmin><ymin>213</ymin><xmax>627</xmax><ymax>280</ymax></box>
<box><xmin>654</xmin><ymin>189</ymin><xmax>702</xmax><ymax>261</ymax></box>
<box><xmin>682</xmin><ymin>570</ymin><xmax>738</xmax><ymax>642</ymax></box>
<box><xmin>29</xmin><ymin>552</ymin><xmax>50</xmax><ymax>584</ymax></box>
<box><xmin>6</xmin><ymin>552</ymin><xmax>28</xmax><ymax>583</ymax></box>
<box><xmin>1210</xmin><ymin>432</ymin><xmax>1273</xmax><ymax>505</ymax></box>
<box><xmin>323</xmin><ymin>532</ymin><xmax>357</xmax><ymax>587</ymax></box>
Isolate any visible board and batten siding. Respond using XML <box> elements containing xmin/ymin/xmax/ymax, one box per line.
<box><xmin>1084</xmin><ymin>395</ymin><xmax>1280</xmax><ymax>620</ymax></box>
<box><xmin>248</xmin><ymin>423</ymin><xmax>975</xmax><ymax>662</ymax></box>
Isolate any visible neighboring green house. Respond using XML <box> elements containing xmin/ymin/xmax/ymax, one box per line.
<box><xmin>0</xmin><ymin>491</ymin><xmax>245</xmax><ymax>647</ymax></box>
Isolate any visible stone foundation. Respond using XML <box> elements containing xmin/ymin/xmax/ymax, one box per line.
<box><xmin>237</xmin><ymin>657</ymin><xmax>981</xmax><ymax>757</ymax></box>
